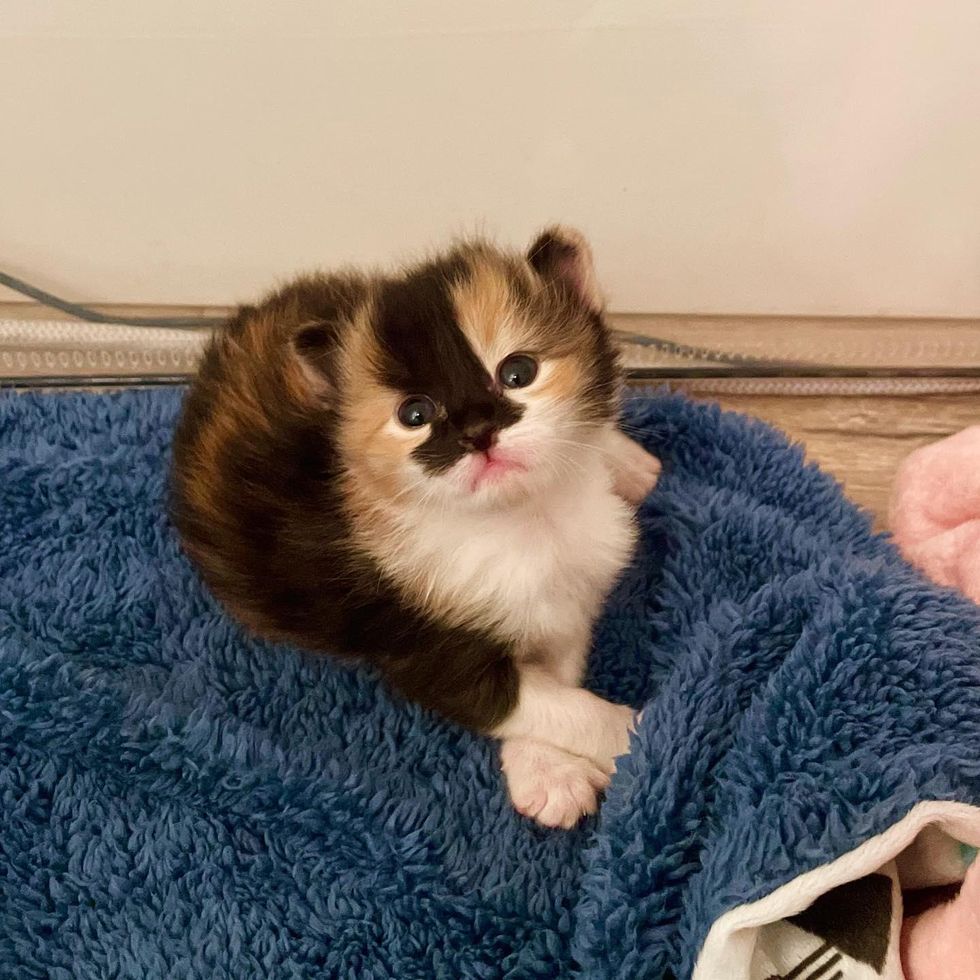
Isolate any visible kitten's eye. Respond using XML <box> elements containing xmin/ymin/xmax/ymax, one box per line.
<box><xmin>396</xmin><ymin>395</ymin><xmax>437</xmax><ymax>428</ymax></box>
<box><xmin>497</xmin><ymin>354</ymin><xmax>538</xmax><ymax>389</ymax></box>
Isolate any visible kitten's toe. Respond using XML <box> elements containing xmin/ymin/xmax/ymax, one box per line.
<box><xmin>500</xmin><ymin>738</ymin><xmax>609</xmax><ymax>829</ymax></box>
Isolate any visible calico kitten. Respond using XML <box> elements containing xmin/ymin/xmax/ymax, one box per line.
<box><xmin>170</xmin><ymin>227</ymin><xmax>661</xmax><ymax>828</ymax></box>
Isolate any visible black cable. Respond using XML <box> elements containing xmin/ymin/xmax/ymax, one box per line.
<box><xmin>0</xmin><ymin>266</ymin><xmax>817</xmax><ymax>368</ymax></box>
<box><xmin>0</xmin><ymin>269</ymin><xmax>222</xmax><ymax>328</ymax></box>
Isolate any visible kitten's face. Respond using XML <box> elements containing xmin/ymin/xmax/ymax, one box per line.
<box><xmin>333</xmin><ymin>230</ymin><xmax>619</xmax><ymax>510</ymax></box>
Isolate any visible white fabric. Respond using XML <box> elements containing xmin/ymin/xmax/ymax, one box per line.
<box><xmin>692</xmin><ymin>801</ymin><xmax>980</xmax><ymax>980</ymax></box>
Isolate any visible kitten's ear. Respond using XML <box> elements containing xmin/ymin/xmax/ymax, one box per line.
<box><xmin>526</xmin><ymin>226</ymin><xmax>603</xmax><ymax>313</ymax></box>
<box><xmin>291</xmin><ymin>322</ymin><xmax>336</xmax><ymax>395</ymax></box>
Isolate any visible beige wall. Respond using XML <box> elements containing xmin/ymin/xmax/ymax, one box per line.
<box><xmin>3</xmin><ymin>2</ymin><xmax>980</xmax><ymax>315</ymax></box>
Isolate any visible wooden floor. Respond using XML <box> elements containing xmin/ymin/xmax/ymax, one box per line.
<box><xmin>669</xmin><ymin>389</ymin><xmax>978</xmax><ymax>527</ymax></box>
<box><xmin>3</xmin><ymin>301</ymin><xmax>978</xmax><ymax>529</ymax></box>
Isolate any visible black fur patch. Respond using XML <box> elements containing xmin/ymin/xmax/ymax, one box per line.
<box><xmin>373</xmin><ymin>255</ymin><xmax>524</xmax><ymax>475</ymax></box>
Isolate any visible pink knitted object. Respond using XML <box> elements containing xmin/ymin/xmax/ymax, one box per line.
<box><xmin>902</xmin><ymin>859</ymin><xmax>980</xmax><ymax>980</ymax></box>
<box><xmin>889</xmin><ymin>425</ymin><xmax>980</xmax><ymax>605</ymax></box>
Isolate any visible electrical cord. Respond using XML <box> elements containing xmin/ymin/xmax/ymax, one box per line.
<box><xmin>0</xmin><ymin>266</ymin><xmax>811</xmax><ymax>367</ymax></box>
<box><xmin>0</xmin><ymin>269</ymin><xmax>220</xmax><ymax>329</ymax></box>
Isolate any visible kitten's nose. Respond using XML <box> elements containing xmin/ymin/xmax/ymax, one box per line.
<box><xmin>459</xmin><ymin>423</ymin><xmax>498</xmax><ymax>454</ymax></box>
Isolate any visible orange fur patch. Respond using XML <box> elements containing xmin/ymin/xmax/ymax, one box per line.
<box><xmin>451</xmin><ymin>257</ymin><xmax>532</xmax><ymax>370</ymax></box>
<box><xmin>537</xmin><ymin>355</ymin><xmax>589</xmax><ymax>403</ymax></box>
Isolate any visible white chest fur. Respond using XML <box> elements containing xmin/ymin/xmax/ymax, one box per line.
<box><xmin>378</xmin><ymin>459</ymin><xmax>637</xmax><ymax>666</ymax></box>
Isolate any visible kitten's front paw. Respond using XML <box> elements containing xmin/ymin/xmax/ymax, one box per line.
<box><xmin>607</xmin><ymin>431</ymin><xmax>662</xmax><ymax>505</ymax></box>
<box><xmin>500</xmin><ymin>738</ymin><xmax>610</xmax><ymax>829</ymax></box>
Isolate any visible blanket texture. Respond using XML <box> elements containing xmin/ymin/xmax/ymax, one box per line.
<box><xmin>1</xmin><ymin>389</ymin><xmax>979</xmax><ymax>979</ymax></box>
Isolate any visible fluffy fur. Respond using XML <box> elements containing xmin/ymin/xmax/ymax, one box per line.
<box><xmin>170</xmin><ymin>228</ymin><xmax>661</xmax><ymax>826</ymax></box>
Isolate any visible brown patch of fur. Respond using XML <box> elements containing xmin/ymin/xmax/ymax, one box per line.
<box><xmin>171</xmin><ymin>274</ymin><xmax>372</xmax><ymax>628</ymax></box>
<box><xmin>451</xmin><ymin>255</ymin><xmax>526</xmax><ymax>365</ymax></box>
<box><xmin>536</xmin><ymin>354</ymin><xmax>590</xmax><ymax>403</ymax></box>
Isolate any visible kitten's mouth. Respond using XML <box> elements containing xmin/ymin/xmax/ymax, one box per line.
<box><xmin>465</xmin><ymin>449</ymin><xmax>527</xmax><ymax>492</ymax></box>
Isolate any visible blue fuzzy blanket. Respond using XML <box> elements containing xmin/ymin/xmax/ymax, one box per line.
<box><xmin>2</xmin><ymin>390</ymin><xmax>979</xmax><ymax>979</ymax></box>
